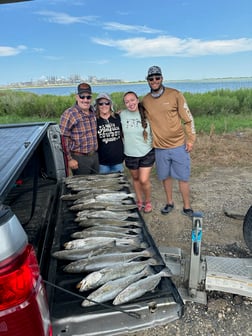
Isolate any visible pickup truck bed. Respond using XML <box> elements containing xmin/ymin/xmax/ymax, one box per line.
<box><xmin>0</xmin><ymin>123</ymin><xmax>184</xmax><ymax>336</ymax></box>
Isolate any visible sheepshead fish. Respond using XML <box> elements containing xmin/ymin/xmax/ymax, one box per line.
<box><xmin>77</xmin><ymin>258</ymin><xmax>162</xmax><ymax>292</ymax></box>
<box><xmin>81</xmin><ymin>266</ymin><xmax>153</xmax><ymax>307</ymax></box>
<box><xmin>64</xmin><ymin>247</ymin><xmax>155</xmax><ymax>273</ymax></box>
<box><xmin>113</xmin><ymin>268</ymin><xmax>172</xmax><ymax>305</ymax></box>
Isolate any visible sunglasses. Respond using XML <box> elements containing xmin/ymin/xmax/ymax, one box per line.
<box><xmin>79</xmin><ymin>94</ymin><xmax>92</xmax><ymax>100</ymax></box>
<box><xmin>148</xmin><ymin>76</ymin><xmax>161</xmax><ymax>82</ymax></box>
<box><xmin>98</xmin><ymin>102</ymin><xmax>110</xmax><ymax>106</ymax></box>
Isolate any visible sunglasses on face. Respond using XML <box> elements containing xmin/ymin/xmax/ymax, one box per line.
<box><xmin>148</xmin><ymin>76</ymin><xmax>161</xmax><ymax>82</ymax></box>
<box><xmin>79</xmin><ymin>94</ymin><xmax>92</xmax><ymax>100</ymax></box>
<box><xmin>98</xmin><ymin>102</ymin><xmax>110</xmax><ymax>106</ymax></box>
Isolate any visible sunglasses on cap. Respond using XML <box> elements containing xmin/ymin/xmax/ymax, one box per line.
<box><xmin>98</xmin><ymin>102</ymin><xmax>110</xmax><ymax>106</ymax></box>
<box><xmin>79</xmin><ymin>94</ymin><xmax>92</xmax><ymax>100</ymax></box>
<box><xmin>148</xmin><ymin>76</ymin><xmax>161</xmax><ymax>82</ymax></box>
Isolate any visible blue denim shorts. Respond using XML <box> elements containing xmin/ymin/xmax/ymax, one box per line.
<box><xmin>99</xmin><ymin>163</ymin><xmax>124</xmax><ymax>174</ymax></box>
<box><xmin>155</xmin><ymin>145</ymin><xmax>191</xmax><ymax>181</ymax></box>
<box><xmin>124</xmin><ymin>149</ymin><xmax>155</xmax><ymax>170</ymax></box>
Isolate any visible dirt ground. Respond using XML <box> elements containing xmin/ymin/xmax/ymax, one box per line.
<box><xmin>129</xmin><ymin>130</ymin><xmax>252</xmax><ymax>336</ymax></box>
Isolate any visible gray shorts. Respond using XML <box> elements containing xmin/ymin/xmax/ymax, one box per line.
<box><xmin>155</xmin><ymin>145</ymin><xmax>191</xmax><ymax>181</ymax></box>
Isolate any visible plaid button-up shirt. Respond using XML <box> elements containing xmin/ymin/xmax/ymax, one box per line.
<box><xmin>60</xmin><ymin>103</ymin><xmax>98</xmax><ymax>161</ymax></box>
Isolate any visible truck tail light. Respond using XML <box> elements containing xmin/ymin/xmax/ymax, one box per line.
<box><xmin>0</xmin><ymin>244</ymin><xmax>52</xmax><ymax>336</ymax></box>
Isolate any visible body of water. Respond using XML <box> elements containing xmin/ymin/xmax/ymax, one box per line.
<box><xmin>11</xmin><ymin>78</ymin><xmax>252</xmax><ymax>97</ymax></box>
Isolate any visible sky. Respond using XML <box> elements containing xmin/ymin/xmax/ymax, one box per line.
<box><xmin>1</xmin><ymin>0</ymin><xmax>252</xmax><ymax>85</ymax></box>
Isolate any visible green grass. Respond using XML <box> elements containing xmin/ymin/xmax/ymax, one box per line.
<box><xmin>1</xmin><ymin>89</ymin><xmax>252</xmax><ymax>134</ymax></box>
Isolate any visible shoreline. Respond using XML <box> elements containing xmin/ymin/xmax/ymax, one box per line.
<box><xmin>1</xmin><ymin>77</ymin><xmax>252</xmax><ymax>90</ymax></box>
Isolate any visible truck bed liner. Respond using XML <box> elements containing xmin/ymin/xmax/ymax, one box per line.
<box><xmin>47</xmin><ymin>178</ymin><xmax>184</xmax><ymax>336</ymax></box>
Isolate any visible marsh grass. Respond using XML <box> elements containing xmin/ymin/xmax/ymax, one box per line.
<box><xmin>0</xmin><ymin>89</ymin><xmax>252</xmax><ymax>135</ymax></box>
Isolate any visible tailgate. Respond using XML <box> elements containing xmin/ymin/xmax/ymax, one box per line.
<box><xmin>47</xmin><ymin>173</ymin><xmax>184</xmax><ymax>336</ymax></box>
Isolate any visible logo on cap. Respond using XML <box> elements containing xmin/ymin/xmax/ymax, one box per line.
<box><xmin>147</xmin><ymin>66</ymin><xmax>162</xmax><ymax>78</ymax></box>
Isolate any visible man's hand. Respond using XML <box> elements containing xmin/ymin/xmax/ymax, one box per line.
<box><xmin>186</xmin><ymin>142</ymin><xmax>193</xmax><ymax>152</ymax></box>
<box><xmin>68</xmin><ymin>159</ymin><xmax>79</xmax><ymax>170</ymax></box>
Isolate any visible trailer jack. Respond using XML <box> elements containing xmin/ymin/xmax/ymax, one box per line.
<box><xmin>159</xmin><ymin>212</ymin><xmax>252</xmax><ymax>305</ymax></box>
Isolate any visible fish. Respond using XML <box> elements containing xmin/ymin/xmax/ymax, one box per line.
<box><xmin>78</xmin><ymin>218</ymin><xmax>142</xmax><ymax>228</ymax></box>
<box><xmin>69</xmin><ymin>202</ymin><xmax>137</xmax><ymax>212</ymax></box>
<box><xmin>95</xmin><ymin>193</ymin><xmax>136</xmax><ymax>202</ymax></box>
<box><xmin>83</xmin><ymin>225</ymin><xmax>141</xmax><ymax>234</ymax></box>
<box><xmin>77</xmin><ymin>258</ymin><xmax>162</xmax><ymax>292</ymax></box>
<box><xmin>65</xmin><ymin>180</ymin><xmax>129</xmax><ymax>190</ymax></box>
<box><xmin>52</xmin><ymin>241</ymin><xmax>141</xmax><ymax>261</ymax></box>
<box><xmin>64</xmin><ymin>247</ymin><xmax>155</xmax><ymax>273</ymax></box>
<box><xmin>51</xmin><ymin>240</ymin><xmax>116</xmax><ymax>261</ymax></box>
<box><xmin>75</xmin><ymin>210</ymin><xmax>139</xmax><ymax>221</ymax></box>
<box><xmin>64</xmin><ymin>172</ymin><xmax>124</xmax><ymax>183</ymax></box>
<box><xmin>113</xmin><ymin>268</ymin><xmax>172</xmax><ymax>305</ymax></box>
<box><xmin>71</xmin><ymin>229</ymin><xmax>141</xmax><ymax>239</ymax></box>
<box><xmin>64</xmin><ymin>237</ymin><xmax>116</xmax><ymax>250</ymax></box>
<box><xmin>64</xmin><ymin>235</ymin><xmax>143</xmax><ymax>250</ymax></box>
<box><xmin>81</xmin><ymin>266</ymin><xmax>153</xmax><ymax>307</ymax></box>
<box><xmin>105</xmin><ymin>204</ymin><xmax>137</xmax><ymax>211</ymax></box>
<box><xmin>61</xmin><ymin>188</ymin><xmax>130</xmax><ymax>201</ymax></box>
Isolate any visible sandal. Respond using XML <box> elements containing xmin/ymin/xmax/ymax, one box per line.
<box><xmin>137</xmin><ymin>201</ymin><xmax>144</xmax><ymax>211</ymax></box>
<box><xmin>144</xmin><ymin>201</ymin><xmax>152</xmax><ymax>213</ymax></box>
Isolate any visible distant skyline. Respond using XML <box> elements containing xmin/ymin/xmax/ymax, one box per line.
<box><xmin>1</xmin><ymin>0</ymin><xmax>252</xmax><ymax>85</ymax></box>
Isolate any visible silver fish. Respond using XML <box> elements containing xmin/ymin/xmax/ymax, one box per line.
<box><xmin>78</xmin><ymin>218</ymin><xmax>142</xmax><ymax>228</ymax></box>
<box><xmin>71</xmin><ymin>229</ymin><xmax>141</xmax><ymax>239</ymax></box>
<box><xmin>75</xmin><ymin>210</ymin><xmax>138</xmax><ymax>221</ymax></box>
<box><xmin>113</xmin><ymin>268</ymin><xmax>172</xmax><ymax>305</ymax></box>
<box><xmin>52</xmin><ymin>240</ymin><xmax>116</xmax><ymax>261</ymax></box>
<box><xmin>81</xmin><ymin>266</ymin><xmax>153</xmax><ymax>307</ymax></box>
<box><xmin>83</xmin><ymin>225</ymin><xmax>141</xmax><ymax>234</ymax></box>
<box><xmin>64</xmin><ymin>237</ymin><xmax>116</xmax><ymax>250</ymax></box>
<box><xmin>64</xmin><ymin>235</ymin><xmax>143</xmax><ymax>250</ymax></box>
<box><xmin>64</xmin><ymin>247</ymin><xmax>155</xmax><ymax>273</ymax></box>
<box><xmin>95</xmin><ymin>193</ymin><xmax>136</xmax><ymax>202</ymax></box>
<box><xmin>77</xmin><ymin>258</ymin><xmax>161</xmax><ymax>292</ymax></box>
<box><xmin>61</xmin><ymin>187</ymin><xmax>130</xmax><ymax>201</ymax></box>
<box><xmin>64</xmin><ymin>172</ymin><xmax>124</xmax><ymax>182</ymax></box>
<box><xmin>70</xmin><ymin>202</ymin><xmax>136</xmax><ymax>212</ymax></box>
<box><xmin>52</xmin><ymin>241</ymin><xmax>140</xmax><ymax>261</ymax></box>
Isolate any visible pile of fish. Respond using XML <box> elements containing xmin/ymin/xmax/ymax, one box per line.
<box><xmin>52</xmin><ymin>173</ymin><xmax>171</xmax><ymax>308</ymax></box>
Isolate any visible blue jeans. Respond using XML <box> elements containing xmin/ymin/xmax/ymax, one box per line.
<box><xmin>99</xmin><ymin>163</ymin><xmax>124</xmax><ymax>174</ymax></box>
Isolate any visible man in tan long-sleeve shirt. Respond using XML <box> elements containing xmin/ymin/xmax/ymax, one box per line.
<box><xmin>142</xmin><ymin>66</ymin><xmax>196</xmax><ymax>217</ymax></box>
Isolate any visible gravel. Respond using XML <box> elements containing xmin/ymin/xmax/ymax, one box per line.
<box><xmin>125</xmin><ymin>164</ymin><xmax>252</xmax><ymax>336</ymax></box>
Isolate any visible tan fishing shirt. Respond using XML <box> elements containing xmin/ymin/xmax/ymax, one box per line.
<box><xmin>142</xmin><ymin>87</ymin><xmax>196</xmax><ymax>149</ymax></box>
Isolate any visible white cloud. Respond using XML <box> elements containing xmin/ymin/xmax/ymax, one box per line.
<box><xmin>36</xmin><ymin>10</ymin><xmax>97</xmax><ymax>24</ymax></box>
<box><xmin>103</xmin><ymin>22</ymin><xmax>162</xmax><ymax>34</ymax></box>
<box><xmin>92</xmin><ymin>35</ymin><xmax>252</xmax><ymax>57</ymax></box>
<box><xmin>0</xmin><ymin>45</ymin><xmax>27</xmax><ymax>57</ymax></box>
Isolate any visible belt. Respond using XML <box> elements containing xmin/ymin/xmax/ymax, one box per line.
<box><xmin>72</xmin><ymin>151</ymin><xmax>96</xmax><ymax>157</ymax></box>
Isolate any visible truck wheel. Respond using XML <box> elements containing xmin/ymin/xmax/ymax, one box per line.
<box><xmin>243</xmin><ymin>206</ymin><xmax>252</xmax><ymax>252</ymax></box>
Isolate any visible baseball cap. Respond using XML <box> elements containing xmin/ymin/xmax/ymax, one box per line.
<box><xmin>147</xmin><ymin>66</ymin><xmax>162</xmax><ymax>78</ymax></box>
<box><xmin>77</xmin><ymin>82</ymin><xmax>92</xmax><ymax>95</ymax></box>
<box><xmin>95</xmin><ymin>93</ymin><xmax>112</xmax><ymax>104</ymax></box>
<box><xmin>95</xmin><ymin>93</ymin><xmax>114</xmax><ymax>111</ymax></box>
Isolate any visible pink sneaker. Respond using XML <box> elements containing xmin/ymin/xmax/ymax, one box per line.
<box><xmin>144</xmin><ymin>201</ymin><xmax>152</xmax><ymax>213</ymax></box>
